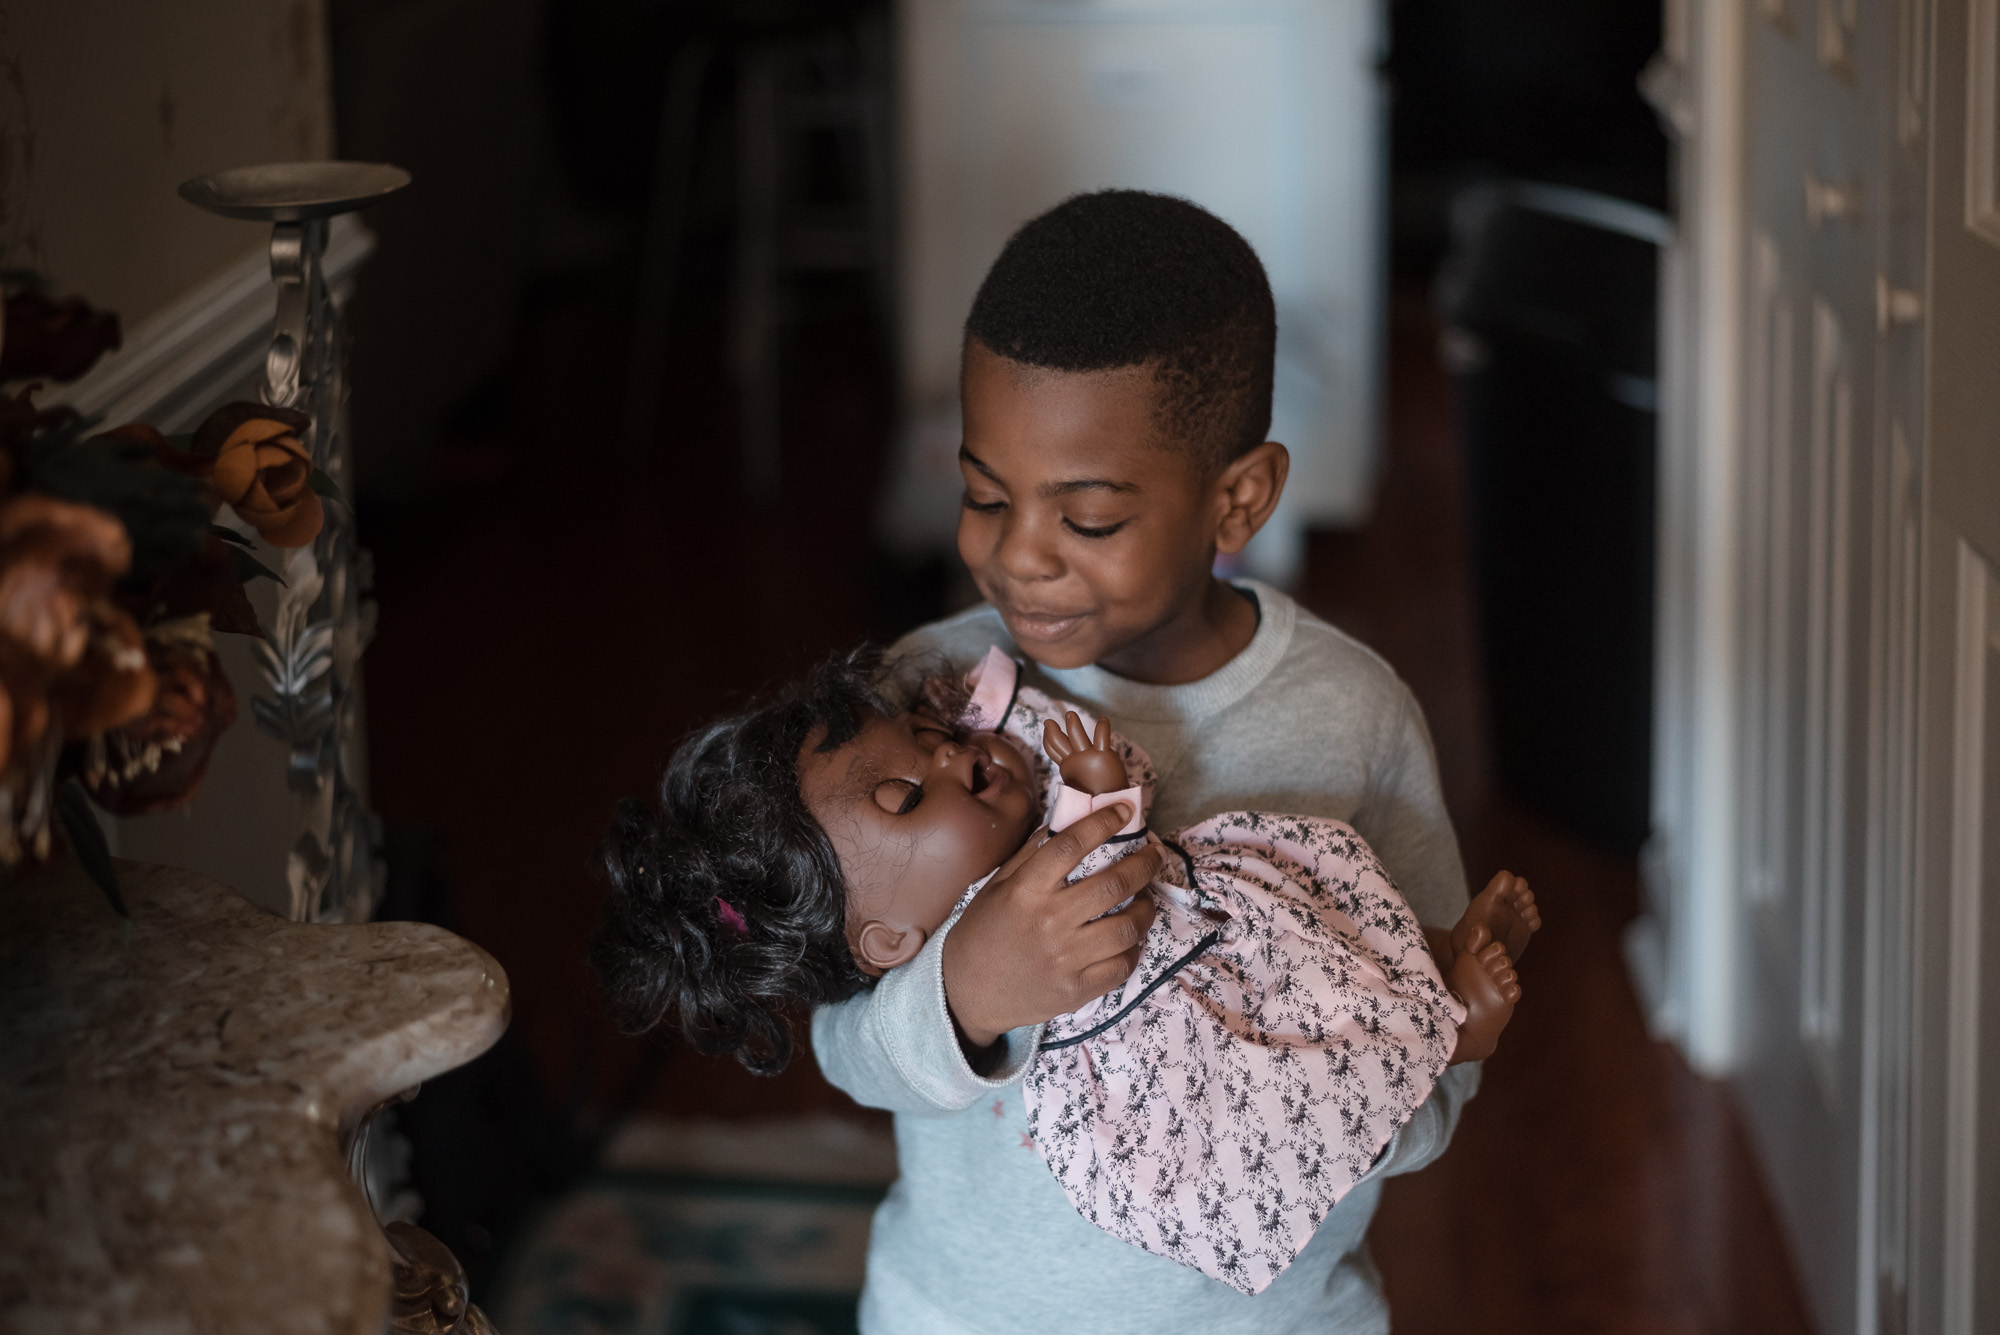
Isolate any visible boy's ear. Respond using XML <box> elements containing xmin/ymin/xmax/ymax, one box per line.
<box><xmin>854</xmin><ymin>919</ymin><xmax>927</xmax><ymax>973</ymax></box>
<box><xmin>1212</xmin><ymin>442</ymin><xmax>1290</xmax><ymax>555</ymax></box>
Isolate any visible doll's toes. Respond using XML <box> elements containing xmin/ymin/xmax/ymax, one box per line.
<box><xmin>1502</xmin><ymin>981</ymin><xmax>1523</xmax><ymax>1004</ymax></box>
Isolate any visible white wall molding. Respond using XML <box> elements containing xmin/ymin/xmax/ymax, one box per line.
<box><xmin>1645</xmin><ymin>0</ymin><xmax>1751</xmax><ymax>1075</ymax></box>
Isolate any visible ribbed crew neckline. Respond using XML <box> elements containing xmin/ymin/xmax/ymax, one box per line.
<box><xmin>1040</xmin><ymin>579</ymin><xmax>1296</xmax><ymax>724</ymax></box>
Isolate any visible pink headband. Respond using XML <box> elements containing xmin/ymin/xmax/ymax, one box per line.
<box><xmin>715</xmin><ymin>897</ymin><xmax>749</xmax><ymax>935</ymax></box>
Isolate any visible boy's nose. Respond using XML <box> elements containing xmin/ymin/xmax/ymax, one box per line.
<box><xmin>993</xmin><ymin>514</ymin><xmax>1063</xmax><ymax>581</ymax></box>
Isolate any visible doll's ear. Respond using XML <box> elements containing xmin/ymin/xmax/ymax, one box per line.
<box><xmin>854</xmin><ymin>919</ymin><xmax>926</xmax><ymax>973</ymax></box>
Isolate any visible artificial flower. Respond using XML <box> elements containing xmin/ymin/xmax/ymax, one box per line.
<box><xmin>0</xmin><ymin>638</ymin><xmax>56</xmax><ymax>849</ymax></box>
<box><xmin>49</xmin><ymin>607</ymin><xmax>156</xmax><ymax>736</ymax></box>
<box><xmin>0</xmin><ymin>495</ymin><xmax>132</xmax><ymax>669</ymax></box>
<box><xmin>0</xmin><ymin>387</ymin><xmax>83</xmax><ymax>494</ymax></box>
<box><xmin>209</xmin><ymin>416</ymin><xmax>322</xmax><ymax>548</ymax></box>
<box><xmin>0</xmin><ymin>289</ymin><xmax>121</xmax><ymax>384</ymax></box>
<box><xmin>83</xmin><ymin>632</ymin><xmax>237</xmax><ymax>816</ymax></box>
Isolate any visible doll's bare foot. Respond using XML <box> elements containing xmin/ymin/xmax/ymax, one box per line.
<box><xmin>1447</xmin><ymin>930</ymin><xmax>1521</xmax><ymax>1064</ymax></box>
<box><xmin>1452</xmin><ymin>871</ymin><xmax>1542</xmax><ymax>966</ymax></box>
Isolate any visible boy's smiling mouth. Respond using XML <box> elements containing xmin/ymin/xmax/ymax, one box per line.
<box><xmin>994</xmin><ymin>601</ymin><xmax>1090</xmax><ymax>644</ymax></box>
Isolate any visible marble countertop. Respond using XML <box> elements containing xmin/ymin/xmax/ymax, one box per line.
<box><xmin>0</xmin><ymin>860</ymin><xmax>510</xmax><ymax>1335</ymax></box>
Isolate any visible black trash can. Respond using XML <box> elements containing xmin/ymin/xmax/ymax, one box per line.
<box><xmin>1439</xmin><ymin>181</ymin><xmax>1667</xmax><ymax>855</ymax></box>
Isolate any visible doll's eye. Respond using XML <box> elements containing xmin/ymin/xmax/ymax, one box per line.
<box><xmin>874</xmin><ymin>779</ymin><xmax>923</xmax><ymax>815</ymax></box>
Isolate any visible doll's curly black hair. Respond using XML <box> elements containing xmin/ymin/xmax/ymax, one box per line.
<box><xmin>591</xmin><ymin>646</ymin><xmax>966</xmax><ymax>1076</ymax></box>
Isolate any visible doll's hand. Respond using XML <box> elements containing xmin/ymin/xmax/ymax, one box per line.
<box><xmin>942</xmin><ymin>802</ymin><xmax>1162</xmax><ymax>1050</ymax></box>
<box><xmin>1044</xmin><ymin>711</ymin><xmax>1129</xmax><ymax>796</ymax></box>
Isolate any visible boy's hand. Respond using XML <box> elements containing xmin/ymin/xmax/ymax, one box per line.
<box><xmin>942</xmin><ymin>802</ymin><xmax>1161</xmax><ymax>1051</ymax></box>
<box><xmin>1044</xmin><ymin>711</ymin><xmax>1129</xmax><ymax>796</ymax></box>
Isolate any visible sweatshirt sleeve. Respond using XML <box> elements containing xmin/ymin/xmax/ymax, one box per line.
<box><xmin>811</xmin><ymin>902</ymin><xmax>1043</xmax><ymax>1115</ymax></box>
<box><xmin>1355</xmin><ymin>684</ymin><xmax>1471</xmax><ymax>930</ymax></box>
<box><xmin>1367</xmin><ymin>1060</ymin><xmax>1481</xmax><ymax>1180</ymax></box>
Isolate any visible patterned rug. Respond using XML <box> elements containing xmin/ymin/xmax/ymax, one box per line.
<box><xmin>493</xmin><ymin>1116</ymin><xmax>894</xmax><ymax>1335</ymax></box>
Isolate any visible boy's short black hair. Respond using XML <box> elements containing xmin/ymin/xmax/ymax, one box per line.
<box><xmin>966</xmin><ymin>190</ymin><xmax>1277</xmax><ymax>472</ymax></box>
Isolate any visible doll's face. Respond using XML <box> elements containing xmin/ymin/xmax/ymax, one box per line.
<box><xmin>799</xmin><ymin>710</ymin><xmax>1037</xmax><ymax>974</ymax></box>
<box><xmin>956</xmin><ymin>338</ymin><xmax>1281</xmax><ymax>678</ymax></box>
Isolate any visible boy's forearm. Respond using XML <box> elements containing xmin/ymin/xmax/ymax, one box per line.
<box><xmin>1369</xmin><ymin>1061</ymin><xmax>1481</xmax><ymax>1181</ymax></box>
<box><xmin>811</xmin><ymin>912</ymin><xmax>1038</xmax><ymax>1116</ymax></box>
<box><xmin>1364</xmin><ymin>689</ymin><xmax>1472</xmax><ymax>929</ymax></box>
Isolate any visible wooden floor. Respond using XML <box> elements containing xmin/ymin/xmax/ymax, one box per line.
<box><xmin>362</xmin><ymin>269</ymin><xmax>1815</xmax><ymax>1332</ymax></box>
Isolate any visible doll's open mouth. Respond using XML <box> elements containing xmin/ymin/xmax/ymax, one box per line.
<box><xmin>967</xmin><ymin>747</ymin><xmax>1016</xmax><ymax>800</ymax></box>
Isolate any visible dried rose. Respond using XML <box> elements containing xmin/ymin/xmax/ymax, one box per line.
<box><xmin>84</xmin><ymin>636</ymin><xmax>236</xmax><ymax>816</ymax></box>
<box><xmin>97</xmin><ymin>421</ymin><xmax>210</xmax><ymax>481</ymax></box>
<box><xmin>209</xmin><ymin>417</ymin><xmax>323</xmax><ymax>548</ymax></box>
<box><xmin>0</xmin><ymin>660</ymin><xmax>16</xmax><ymax>776</ymax></box>
<box><xmin>49</xmin><ymin>607</ymin><xmax>156</xmax><ymax>736</ymax></box>
<box><xmin>0</xmin><ymin>290</ymin><xmax>121</xmax><ymax>384</ymax></box>
<box><xmin>0</xmin><ymin>386</ymin><xmax>82</xmax><ymax>491</ymax></box>
<box><xmin>0</xmin><ymin>496</ymin><xmax>132</xmax><ymax>669</ymax></box>
<box><xmin>117</xmin><ymin>533</ymin><xmax>263</xmax><ymax>639</ymax></box>
<box><xmin>0</xmin><ymin>640</ymin><xmax>52</xmax><ymax>792</ymax></box>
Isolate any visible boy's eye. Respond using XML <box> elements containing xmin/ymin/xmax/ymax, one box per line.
<box><xmin>961</xmin><ymin>493</ymin><xmax>1006</xmax><ymax>516</ymax></box>
<box><xmin>1064</xmin><ymin>517</ymin><xmax>1128</xmax><ymax>540</ymax></box>
<box><xmin>873</xmin><ymin>779</ymin><xmax>923</xmax><ymax>815</ymax></box>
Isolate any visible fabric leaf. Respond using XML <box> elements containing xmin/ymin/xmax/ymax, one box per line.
<box><xmin>55</xmin><ymin>779</ymin><xmax>125</xmax><ymax>918</ymax></box>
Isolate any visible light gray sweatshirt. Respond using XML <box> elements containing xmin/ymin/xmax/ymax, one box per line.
<box><xmin>812</xmin><ymin>582</ymin><xmax>1477</xmax><ymax>1335</ymax></box>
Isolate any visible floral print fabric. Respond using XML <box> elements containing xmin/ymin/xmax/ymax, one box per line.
<box><xmin>967</xmin><ymin>649</ymin><xmax>1462</xmax><ymax>1296</ymax></box>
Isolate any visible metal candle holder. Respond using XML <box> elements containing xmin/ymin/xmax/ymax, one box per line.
<box><xmin>179</xmin><ymin>161</ymin><xmax>410</xmax><ymax>924</ymax></box>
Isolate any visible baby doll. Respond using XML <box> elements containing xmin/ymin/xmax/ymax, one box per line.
<box><xmin>593</xmin><ymin>647</ymin><xmax>1538</xmax><ymax>1297</ymax></box>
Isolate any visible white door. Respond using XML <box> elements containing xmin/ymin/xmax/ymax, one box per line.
<box><xmin>1705</xmin><ymin>0</ymin><xmax>2000</xmax><ymax>1329</ymax></box>
<box><xmin>1907</xmin><ymin>2</ymin><xmax>2000</xmax><ymax>1331</ymax></box>
<box><xmin>1732</xmin><ymin>2</ymin><xmax>1886</xmax><ymax>1326</ymax></box>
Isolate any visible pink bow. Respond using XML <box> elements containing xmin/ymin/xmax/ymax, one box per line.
<box><xmin>715</xmin><ymin>897</ymin><xmax>749</xmax><ymax>935</ymax></box>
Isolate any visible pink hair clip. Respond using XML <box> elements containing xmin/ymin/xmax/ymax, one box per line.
<box><xmin>715</xmin><ymin>897</ymin><xmax>749</xmax><ymax>936</ymax></box>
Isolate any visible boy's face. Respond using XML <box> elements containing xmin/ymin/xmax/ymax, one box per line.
<box><xmin>956</xmin><ymin>341</ymin><xmax>1224</xmax><ymax>672</ymax></box>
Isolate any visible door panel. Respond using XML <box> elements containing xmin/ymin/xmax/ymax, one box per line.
<box><xmin>1732</xmin><ymin>2</ymin><xmax>1898</xmax><ymax>1332</ymax></box>
<box><xmin>1901</xmin><ymin>0</ymin><xmax>2000</xmax><ymax>1331</ymax></box>
<box><xmin>1939</xmin><ymin>543</ymin><xmax>2000</xmax><ymax>1334</ymax></box>
<box><xmin>1672</xmin><ymin>0</ymin><xmax>2000</xmax><ymax>1325</ymax></box>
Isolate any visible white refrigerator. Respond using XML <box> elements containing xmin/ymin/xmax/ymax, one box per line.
<box><xmin>882</xmin><ymin>0</ymin><xmax>1388</xmax><ymax>584</ymax></box>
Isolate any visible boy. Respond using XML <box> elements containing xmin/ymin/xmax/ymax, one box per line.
<box><xmin>814</xmin><ymin>191</ymin><xmax>1475</xmax><ymax>1333</ymax></box>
